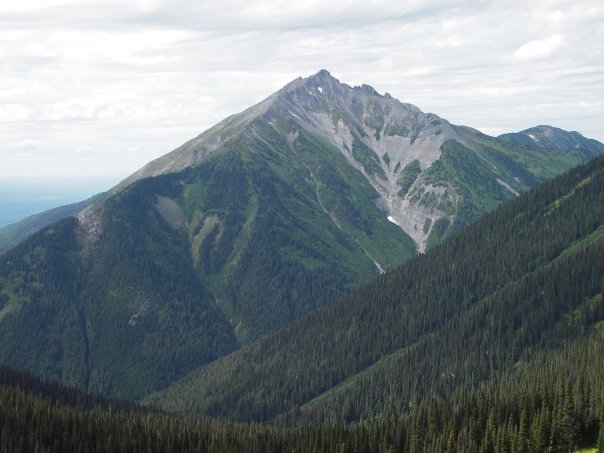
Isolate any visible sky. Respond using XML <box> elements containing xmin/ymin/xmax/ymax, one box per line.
<box><xmin>1</xmin><ymin>0</ymin><xmax>603</xmax><ymax>184</ymax></box>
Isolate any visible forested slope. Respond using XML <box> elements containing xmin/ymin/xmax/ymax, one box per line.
<box><xmin>1</xmin><ymin>330</ymin><xmax>602</xmax><ymax>452</ymax></box>
<box><xmin>0</xmin><ymin>127</ymin><xmax>415</xmax><ymax>399</ymax></box>
<box><xmin>0</xmin><ymin>69</ymin><xmax>602</xmax><ymax>408</ymax></box>
<box><xmin>148</xmin><ymin>155</ymin><xmax>604</xmax><ymax>427</ymax></box>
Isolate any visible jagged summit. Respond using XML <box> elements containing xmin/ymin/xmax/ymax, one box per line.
<box><xmin>294</xmin><ymin>68</ymin><xmax>339</xmax><ymax>86</ymax></box>
<box><xmin>309</xmin><ymin>68</ymin><xmax>334</xmax><ymax>82</ymax></box>
<box><xmin>300</xmin><ymin>69</ymin><xmax>383</xmax><ymax>97</ymax></box>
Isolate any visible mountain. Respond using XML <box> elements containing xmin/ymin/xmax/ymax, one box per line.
<box><xmin>5</xmin><ymin>157</ymin><xmax>600</xmax><ymax>453</ymax></box>
<box><xmin>147</xmin><ymin>155</ymin><xmax>604</xmax><ymax>427</ymax></box>
<box><xmin>0</xmin><ymin>70</ymin><xmax>602</xmax><ymax>400</ymax></box>
<box><xmin>2</xmin><ymin>72</ymin><xmax>602</xmax><ymax>256</ymax></box>
<box><xmin>498</xmin><ymin>125</ymin><xmax>604</xmax><ymax>153</ymax></box>
<box><xmin>87</xmin><ymin>69</ymin><xmax>604</xmax><ymax>251</ymax></box>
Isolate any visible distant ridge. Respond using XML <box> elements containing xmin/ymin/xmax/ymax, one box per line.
<box><xmin>0</xmin><ymin>193</ymin><xmax>105</xmax><ymax>255</ymax></box>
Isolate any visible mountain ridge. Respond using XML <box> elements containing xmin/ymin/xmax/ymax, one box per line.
<box><xmin>114</xmin><ymin>70</ymin><xmax>603</xmax><ymax>250</ymax></box>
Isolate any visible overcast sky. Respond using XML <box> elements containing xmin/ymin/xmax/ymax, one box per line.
<box><xmin>1</xmin><ymin>0</ymin><xmax>602</xmax><ymax>183</ymax></box>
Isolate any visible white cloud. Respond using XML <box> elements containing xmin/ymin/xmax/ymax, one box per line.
<box><xmin>0</xmin><ymin>0</ymin><xmax>71</xmax><ymax>13</ymax></box>
<box><xmin>513</xmin><ymin>35</ymin><xmax>564</xmax><ymax>60</ymax></box>
<box><xmin>0</xmin><ymin>0</ymin><xmax>602</xmax><ymax>180</ymax></box>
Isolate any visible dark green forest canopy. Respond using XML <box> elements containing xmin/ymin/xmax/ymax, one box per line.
<box><xmin>0</xmin><ymin>329</ymin><xmax>603</xmax><ymax>452</ymax></box>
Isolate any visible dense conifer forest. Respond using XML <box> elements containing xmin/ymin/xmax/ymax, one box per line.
<box><xmin>147</xmin><ymin>155</ymin><xmax>604</xmax><ymax>430</ymax></box>
<box><xmin>0</xmin><ymin>334</ymin><xmax>602</xmax><ymax>452</ymax></box>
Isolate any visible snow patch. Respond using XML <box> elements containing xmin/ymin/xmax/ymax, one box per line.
<box><xmin>387</xmin><ymin>215</ymin><xmax>399</xmax><ymax>225</ymax></box>
<box><xmin>289</xmin><ymin>110</ymin><xmax>301</xmax><ymax>120</ymax></box>
<box><xmin>372</xmin><ymin>259</ymin><xmax>385</xmax><ymax>274</ymax></box>
<box><xmin>318</xmin><ymin>86</ymin><xmax>323</xmax><ymax>94</ymax></box>
<box><xmin>527</xmin><ymin>133</ymin><xmax>538</xmax><ymax>141</ymax></box>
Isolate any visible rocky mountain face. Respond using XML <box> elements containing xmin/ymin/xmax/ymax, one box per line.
<box><xmin>0</xmin><ymin>70</ymin><xmax>601</xmax><ymax>399</ymax></box>
<box><xmin>119</xmin><ymin>70</ymin><xmax>461</xmax><ymax>250</ymax></box>
<box><xmin>107</xmin><ymin>69</ymin><xmax>604</xmax><ymax>251</ymax></box>
<box><xmin>2</xmin><ymin>71</ymin><xmax>602</xmax><ymax>255</ymax></box>
<box><xmin>263</xmin><ymin>70</ymin><xmax>463</xmax><ymax>251</ymax></box>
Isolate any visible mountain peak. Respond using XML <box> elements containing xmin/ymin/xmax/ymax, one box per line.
<box><xmin>111</xmin><ymin>71</ymin><xmax>604</xmax><ymax>252</ymax></box>
<box><xmin>358</xmin><ymin>83</ymin><xmax>379</xmax><ymax>96</ymax></box>
<box><xmin>117</xmin><ymin>70</ymin><xmax>462</xmax><ymax>250</ymax></box>
<box><xmin>292</xmin><ymin>69</ymin><xmax>342</xmax><ymax>93</ymax></box>
<box><xmin>313</xmin><ymin>68</ymin><xmax>333</xmax><ymax>80</ymax></box>
<box><xmin>300</xmin><ymin>70</ymin><xmax>380</xmax><ymax>97</ymax></box>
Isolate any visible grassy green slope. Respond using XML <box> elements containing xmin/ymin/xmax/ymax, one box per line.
<box><xmin>418</xmin><ymin>129</ymin><xmax>600</xmax><ymax>248</ymax></box>
<box><xmin>147</xmin><ymin>155</ymin><xmax>604</xmax><ymax>424</ymax></box>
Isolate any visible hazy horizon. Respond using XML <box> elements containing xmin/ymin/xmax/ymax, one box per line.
<box><xmin>0</xmin><ymin>177</ymin><xmax>118</xmax><ymax>228</ymax></box>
